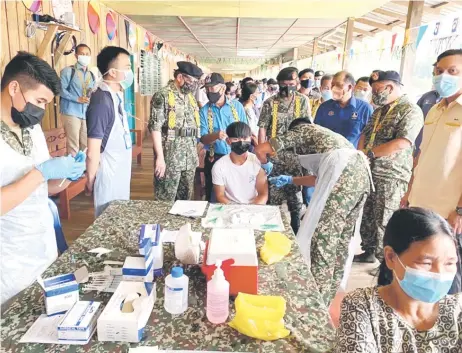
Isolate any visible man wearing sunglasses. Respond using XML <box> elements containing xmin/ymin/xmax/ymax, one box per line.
<box><xmin>148</xmin><ymin>61</ymin><xmax>203</xmax><ymax>202</ymax></box>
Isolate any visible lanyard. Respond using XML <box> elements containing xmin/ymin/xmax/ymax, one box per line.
<box><xmin>366</xmin><ymin>100</ymin><xmax>399</xmax><ymax>150</ymax></box>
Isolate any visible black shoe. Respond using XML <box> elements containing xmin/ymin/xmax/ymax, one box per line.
<box><xmin>353</xmin><ymin>252</ymin><xmax>377</xmax><ymax>263</ymax></box>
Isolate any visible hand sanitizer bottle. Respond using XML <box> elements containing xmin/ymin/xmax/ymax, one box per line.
<box><xmin>164</xmin><ymin>267</ymin><xmax>189</xmax><ymax>315</ymax></box>
<box><xmin>206</xmin><ymin>260</ymin><xmax>230</xmax><ymax>324</ymax></box>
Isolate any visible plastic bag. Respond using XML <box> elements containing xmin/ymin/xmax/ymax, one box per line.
<box><xmin>229</xmin><ymin>293</ymin><xmax>290</xmax><ymax>341</ymax></box>
<box><xmin>175</xmin><ymin>223</ymin><xmax>201</xmax><ymax>265</ymax></box>
<box><xmin>260</xmin><ymin>232</ymin><xmax>292</xmax><ymax>265</ymax></box>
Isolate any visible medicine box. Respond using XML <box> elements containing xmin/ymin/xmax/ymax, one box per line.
<box><xmin>97</xmin><ymin>281</ymin><xmax>156</xmax><ymax>343</ymax></box>
<box><xmin>57</xmin><ymin>301</ymin><xmax>101</xmax><ymax>344</ymax></box>
<box><xmin>139</xmin><ymin>224</ymin><xmax>163</xmax><ymax>276</ymax></box>
<box><xmin>122</xmin><ymin>254</ymin><xmax>154</xmax><ymax>282</ymax></box>
<box><xmin>202</xmin><ymin>228</ymin><xmax>258</xmax><ymax>295</ymax></box>
<box><xmin>40</xmin><ymin>273</ymin><xmax>79</xmax><ymax>316</ymax></box>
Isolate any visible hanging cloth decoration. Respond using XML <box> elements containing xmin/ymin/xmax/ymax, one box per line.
<box><xmin>106</xmin><ymin>11</ymin><xmax>117</xmax><ymax>41</ymax></box>
<box><xmin>391</xmin><ymin>33</ymin><xmax>398</xmax><ymax>53</ymax></box>
<box><xmin>88</xmin><ymin>0</ymin><xmax>101</xmax><ymax>34</ymax></box>
<box><xmin>416</xmin><ymin>25</ymin><xmax>428</xmax><ymax>49</ymax></box>
<box><xmin>23</xmin><ymin>0</ymin><xmax>41</xmax><ymax>13</ymax></box>
<box><xmin>144</xmin><ymin>32</ymin><xmax>152</xmax><ymax>51</ymax></box>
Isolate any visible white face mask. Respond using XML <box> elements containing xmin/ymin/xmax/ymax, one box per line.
<box><xmin>354</xmin><ymin>90</ymin><xmax>370</xmax><ymax>101</ymax></box>
<box><xmin>77</xmin><ymin>55</ymin><xmax>91</xmax><ymax>67</ymax></box>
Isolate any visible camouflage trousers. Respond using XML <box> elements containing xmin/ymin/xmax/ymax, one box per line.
<box><xmin>154</xmin><ymin>166</ymin><xmax>196</xmax><ymax>202</ymax></box>
<box><xmin>267</xmin><ymin>152</ymin><xmax>303</xmax><ymax>233</ymax></box>
<box><xmin>359</xmin><ymin>176</ymin><xmax>408</xmax><ymax>260</ymax></box>
<box><xmin>310</xmin><ymin>159</ymin><xmax>370</xmax><ymax>306</ymax></box>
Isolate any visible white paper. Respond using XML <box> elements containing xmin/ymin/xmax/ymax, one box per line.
<box><xmin>168</xmin><ymin>201</ymin><xmax>208</xmax><ymax>217</ymax></box>
<box><xmin>20</xmin><ymin>314</ymin><xmax>63</xmax><ymax>344</ymax></box>
<box><xmin>88</xmin><ymin>247</ymin><xmax>113</xmax><ymax>258</ymax></box>
<box><xmin>74</xmin><ymin>266</ymin><xmax>89</xmax><ymax>283</ymax></box>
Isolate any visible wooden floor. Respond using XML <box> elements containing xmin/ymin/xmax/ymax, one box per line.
<box><xmin>61</xmin><ymin>140</ymin><xmax>155</xmax><ymax>244</ymax></box>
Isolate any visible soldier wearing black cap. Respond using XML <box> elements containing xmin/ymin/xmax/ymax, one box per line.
<box><xmin>199</xmin><ymin>72</ymin><xmax>247</xmax><ymax>201</ymax></box>
<box><xmin>258</xmin><ymin>67</ymin><xmax>311</xmax><ymax>233</ymax></box>
<box><xmin>355</xmin><ymin>70</ymin><xmax>424</xmax><ymax>265</ymax></box>
<box><xmin>148</xmin><ymin>61</ymin><xmax>203</xmax><ymax>202</ymax></box>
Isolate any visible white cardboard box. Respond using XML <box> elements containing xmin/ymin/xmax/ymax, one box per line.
<box><xmin>39</xmin><ymin>273</ymin><xmax>79</xmax><ymax>316</ymax></box>
<box><xmin>122</xmin><ymin>252</ymin><xmax>154</xmax><ymax>282</ymax></box>
<box><xmin>97</xmin><ymin>281</ymin><xmax>156</xmax><ymax>342</ymax></box>
<box><xmin>57</xmin><ymin>301</ymin><xmax>101</xmax><ymax>343</ymax></box>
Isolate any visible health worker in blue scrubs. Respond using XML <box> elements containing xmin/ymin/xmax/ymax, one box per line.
<box><xmin>315</xmin><ymin>71</ymin><xmax>374</xmax><ymax>148</ymax></box>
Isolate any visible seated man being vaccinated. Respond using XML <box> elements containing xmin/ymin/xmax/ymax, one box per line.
<box><xmin>212</xmin><ymin>122</ymin><xmax>268</xmax><ymax>205</ymax></box>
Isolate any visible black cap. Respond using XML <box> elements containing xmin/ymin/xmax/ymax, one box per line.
<box><xmin>203</xmin><ymin>73</ymin><xmax>225</xmax><ymax>87</ymax></box>
<box><xmin>177</xmin><ymin>61</ymin><xmax>203</xmax><ymax>79</ymax></box>
<box><xmin>369</xmin><ymin>70</ymin><xmax>403</xmax><ymax>85</ymax></box>
<box><xmin>276</xmin><ymin>67</ymin><xmax>298</xmax><ymax>81</ymax></box>
<box><xmin>267</xmin><ymin>78</ymin><xmax>277</xmax><ymax>85</ymax></box>
<box><xmin>315</xmin><ymin>70</ymin><xmax>324</xmax><ymax>77</ymax></box>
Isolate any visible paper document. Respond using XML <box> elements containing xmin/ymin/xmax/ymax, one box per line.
<box><xmin>168</xmin><ymin>200</ymin><xmax>208</xmax><ymax>217</ymax></box>
<box><xmin>88</xmin><ymin>247</ymin><xmax>113</xmax><ymax>257</ymax></box>
<box><xmin>161</xmin><ymin>230</ymin><xmax>179</xmax><ymax>243</ymax></box>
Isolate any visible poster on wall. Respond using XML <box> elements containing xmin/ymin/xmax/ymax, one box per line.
<box><xmin>51</xmin><ymin>0</ymin><xmax>73</xmax><ymax>22</ymax></box>
<box><xmin>88</xmin><ymin>0</ymin><xmax>100</xmax><ymax>34</ymax></box>
<box><xmin>106</xmin><ymin>11</ymin><xmax>117</xmax><ymax>40</ymax></box>
<box><xmin>125</xmin><ymin>20</ymin><xmax>136</xmax><ymax>48</ymax></box>
<box><xmin>23</xmin><ymin>0</ymin><xmax>42</xmax><ymax>13</ymax></box>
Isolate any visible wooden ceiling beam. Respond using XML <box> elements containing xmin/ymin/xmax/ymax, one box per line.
<box><xmin>353</xmin><ymin>27</ymin><xmax>375</xmax><ymax>37</ymax></box>
<box><xmin>372</xmin><ymin>8</ymin><xmax>407</xmax><ymax>22</ymax></box>
<box><xmin>355</xmin><ymin>17</ymin><xmax>393</xmax><ymax>31</ymax></box>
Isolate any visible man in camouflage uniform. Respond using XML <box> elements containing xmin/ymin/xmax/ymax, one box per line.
<box><xmin>355</xmin><ymin>71</ymin><xmax>424</xmax><ymax>264</ymax></box>
<box><xmin>258</xmin><ymin>67</ymin><xmax>311</xmax><ymax>233</ymax></box>
<box><xmin>254</xmin><ymin>118</ymin><xmax>372</xmax><ymax>306</ymax></box>
<box><xmin>148</xmin><ymin>62</ymin><xmax>203</xmax><ymax>201</ymax></box>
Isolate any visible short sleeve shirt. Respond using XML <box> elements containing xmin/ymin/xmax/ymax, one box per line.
<box><xmin>335</xmin><ymin>287</ymin><xmax>462</xmax><ymax>353</ymax></box>
<box><xmin>86</xmin><ymin>87</ymin><xmax>116</xmax><ymax>152</ymax></box>
<box><xmin>199</xmin><ymin>99</ymin><xmax>247</xmax><ymax>155</ymax></box>
<box><xmin>362</xmin><ymin>94</ymin><xmax>424</xmax><ymax>181</ymax></box>
<box><xmin>212</xmin><ymin>153</ymin><xmax>261</xmax><ymax>204</ymax></box>
<box><xmin>315</xmin><ymin>96</ymin><xmax>374</xmax><ymax>148</ymax></box>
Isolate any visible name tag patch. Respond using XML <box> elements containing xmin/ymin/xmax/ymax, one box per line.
<box><xmin>351</xmin><ymin>112</ymin><xmax>358</xmax><ymax>120</ymax></box>
<box><xmin>328</xmin><ymin>111</ymin><xmax>335</xmax><ymax>116</ymax></box>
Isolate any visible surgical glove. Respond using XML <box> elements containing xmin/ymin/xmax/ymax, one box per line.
<box><xmin>261</xmin><ymin>161</ymin><xmax>273</xmax><ymax>176</ymax></box>
<box><xmin>269</xmin><ymin>175</ymin><xmax>293</xmax><ymax>188</ymax></box>
<box><xmin>36</xmin><ymin>155</ymin><xmax>86</xmax><ymax>181</ymax></box>
<box><xmin>68</xmin><ymin>151</ymin><xmax>87</xmax><ymax>181</ymax></box>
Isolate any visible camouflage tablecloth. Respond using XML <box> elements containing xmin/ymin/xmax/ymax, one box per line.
<box><xmin>1</xmin><ymin>200</ymin><xmax>334</xmax><ymax>353</ymax></box>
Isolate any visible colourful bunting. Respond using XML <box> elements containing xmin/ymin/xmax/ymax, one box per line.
<box><xmin>88</xmin><ymin>0</ymin><xmax>100</xmax><ymax>34</ymax></box>
<box><xmin>391</xmin><ymin>33</ymin><xmax>397</xmax><ymax>53</ymax></box>
<box><xmin>416</xmin><ymin>25</ymin><xmax>428</xmax><ymax>49</ymax></box>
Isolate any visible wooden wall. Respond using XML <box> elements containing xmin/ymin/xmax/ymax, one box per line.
<box><xmin>0</xmin><ymin>0</ymin><xmax>188</xmax><ymax>135</ymax></box>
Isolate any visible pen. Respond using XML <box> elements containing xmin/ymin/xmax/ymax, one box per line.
<box><xmin>59</xmin><ymin>148</ymin><xmax>87</xmax><ymax>187</ymax></box>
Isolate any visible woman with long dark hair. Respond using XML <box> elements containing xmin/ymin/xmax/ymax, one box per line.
<box><xmin>335</xmin><ymin>207</ymin><xmax>461</xmax><ymax>352</ymax></box>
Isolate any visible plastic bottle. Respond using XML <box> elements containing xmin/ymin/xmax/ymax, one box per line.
<box><xmin>164</xmin><ymin>267</ymin><xmax>189</xmax><ymax>315</ymax></box>
<box><xmin>206</xmin><ymin>260</ymin><xmax>230</xmax><ymax>324</ymax></box>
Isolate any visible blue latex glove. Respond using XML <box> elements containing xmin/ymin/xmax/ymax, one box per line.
<box><xmin>68</xmin><ymin>151</ymin><xmax>87</xmax><ymax>181</ymax></box>
<box><xmin>36</xmin><ymin>155</ymin><xmax>86</xmax><ymax>181</ymax></box>
<box><xmin>269</xmin><ymin>175</ymin><xmax>293</xmax><ymax>188</ymax></box>
<box><xmin>261</xmin><ymin>161</ymin><xmax>273</xmax><ymax>176</ymax></box>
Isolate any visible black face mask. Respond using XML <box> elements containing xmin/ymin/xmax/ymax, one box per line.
<box><xmin>300</xmin><ymin>79</ymin><xmax>313</xmax><ymax>89</ymax></box>
<box><xmin>11</xmin><ymin>94</ymin><xmax>45</xmax><ymax>128</ymax></box>
<box><xmin>279</xmin><ymin>85</ymin><xmax>297</xmax><ymax>98</ymax></box>
<box><xmin>230</xmin><ymin>141</ymin><xmax>251</xmax><ymax>155</ymax></box>
<box><xmin>207</xmin><ymin>91</ymin><xmax>222</xmax><ymax>104</ymax></box>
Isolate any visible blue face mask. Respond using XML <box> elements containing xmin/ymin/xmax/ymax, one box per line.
<box><xmin>394</xmin><ymin>256</ymin><xmax>456</xmax><ymax>303</ymax></box>
<box><xmin>321</xmin><ymin>90</ymin><xmax>333</xmax><ymax>101</ymax></box>
<box><xmin>433</xmin><ymin>74</ymin><xmax>460</xmax><ymax>98</ymax></box>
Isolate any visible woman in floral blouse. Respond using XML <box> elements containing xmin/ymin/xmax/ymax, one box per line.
<box><xmin>335</xmin><ymin>207</ymin><xmax>461</xmax><ymax>352</ymax></box>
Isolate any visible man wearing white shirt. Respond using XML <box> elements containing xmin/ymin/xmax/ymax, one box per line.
<box><xmin>212</xmin><ymin>122</ymin><xmax>268</xmax><ymax>204</ymax></box>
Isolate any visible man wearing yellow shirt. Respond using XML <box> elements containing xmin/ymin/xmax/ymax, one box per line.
<box><xmin>403</xmin><ymin>49</ymin><xmax>462</xmax><ymax>293</ymax></box>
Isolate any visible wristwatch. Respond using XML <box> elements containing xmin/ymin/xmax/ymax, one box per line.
<box><xmin>367</xmin><ymin>150</ymin><xmax>375</xmax><ymax>160</ymax></box>
<box><xmin>456</xmin><ymin>206</ymin><xmax>462</xmax><ymax>216</ymax></box>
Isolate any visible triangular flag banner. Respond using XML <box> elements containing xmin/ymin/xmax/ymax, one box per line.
<box><xmin>391</xmin><ymin>33</ymin><xmax>397</xmax><ymax>53</ymax></box>
<box><xmin>337</xmin><ymin>53</ymin><xmax>341</xmax><ymax>62</ymax></box>
<box><xmin>349</xmin><ymin>48</ymin><xmax>354</xmax><ymax>58</ymax></box>
<box><xmin>380</xmin><ymin>37</ymin><xmax>385</xmax><ymax>51</ymax></box>
<box><xmin>416</xmin><ymin>25</ymin><xmax>428</xmax><ymax>49</ymax></box>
